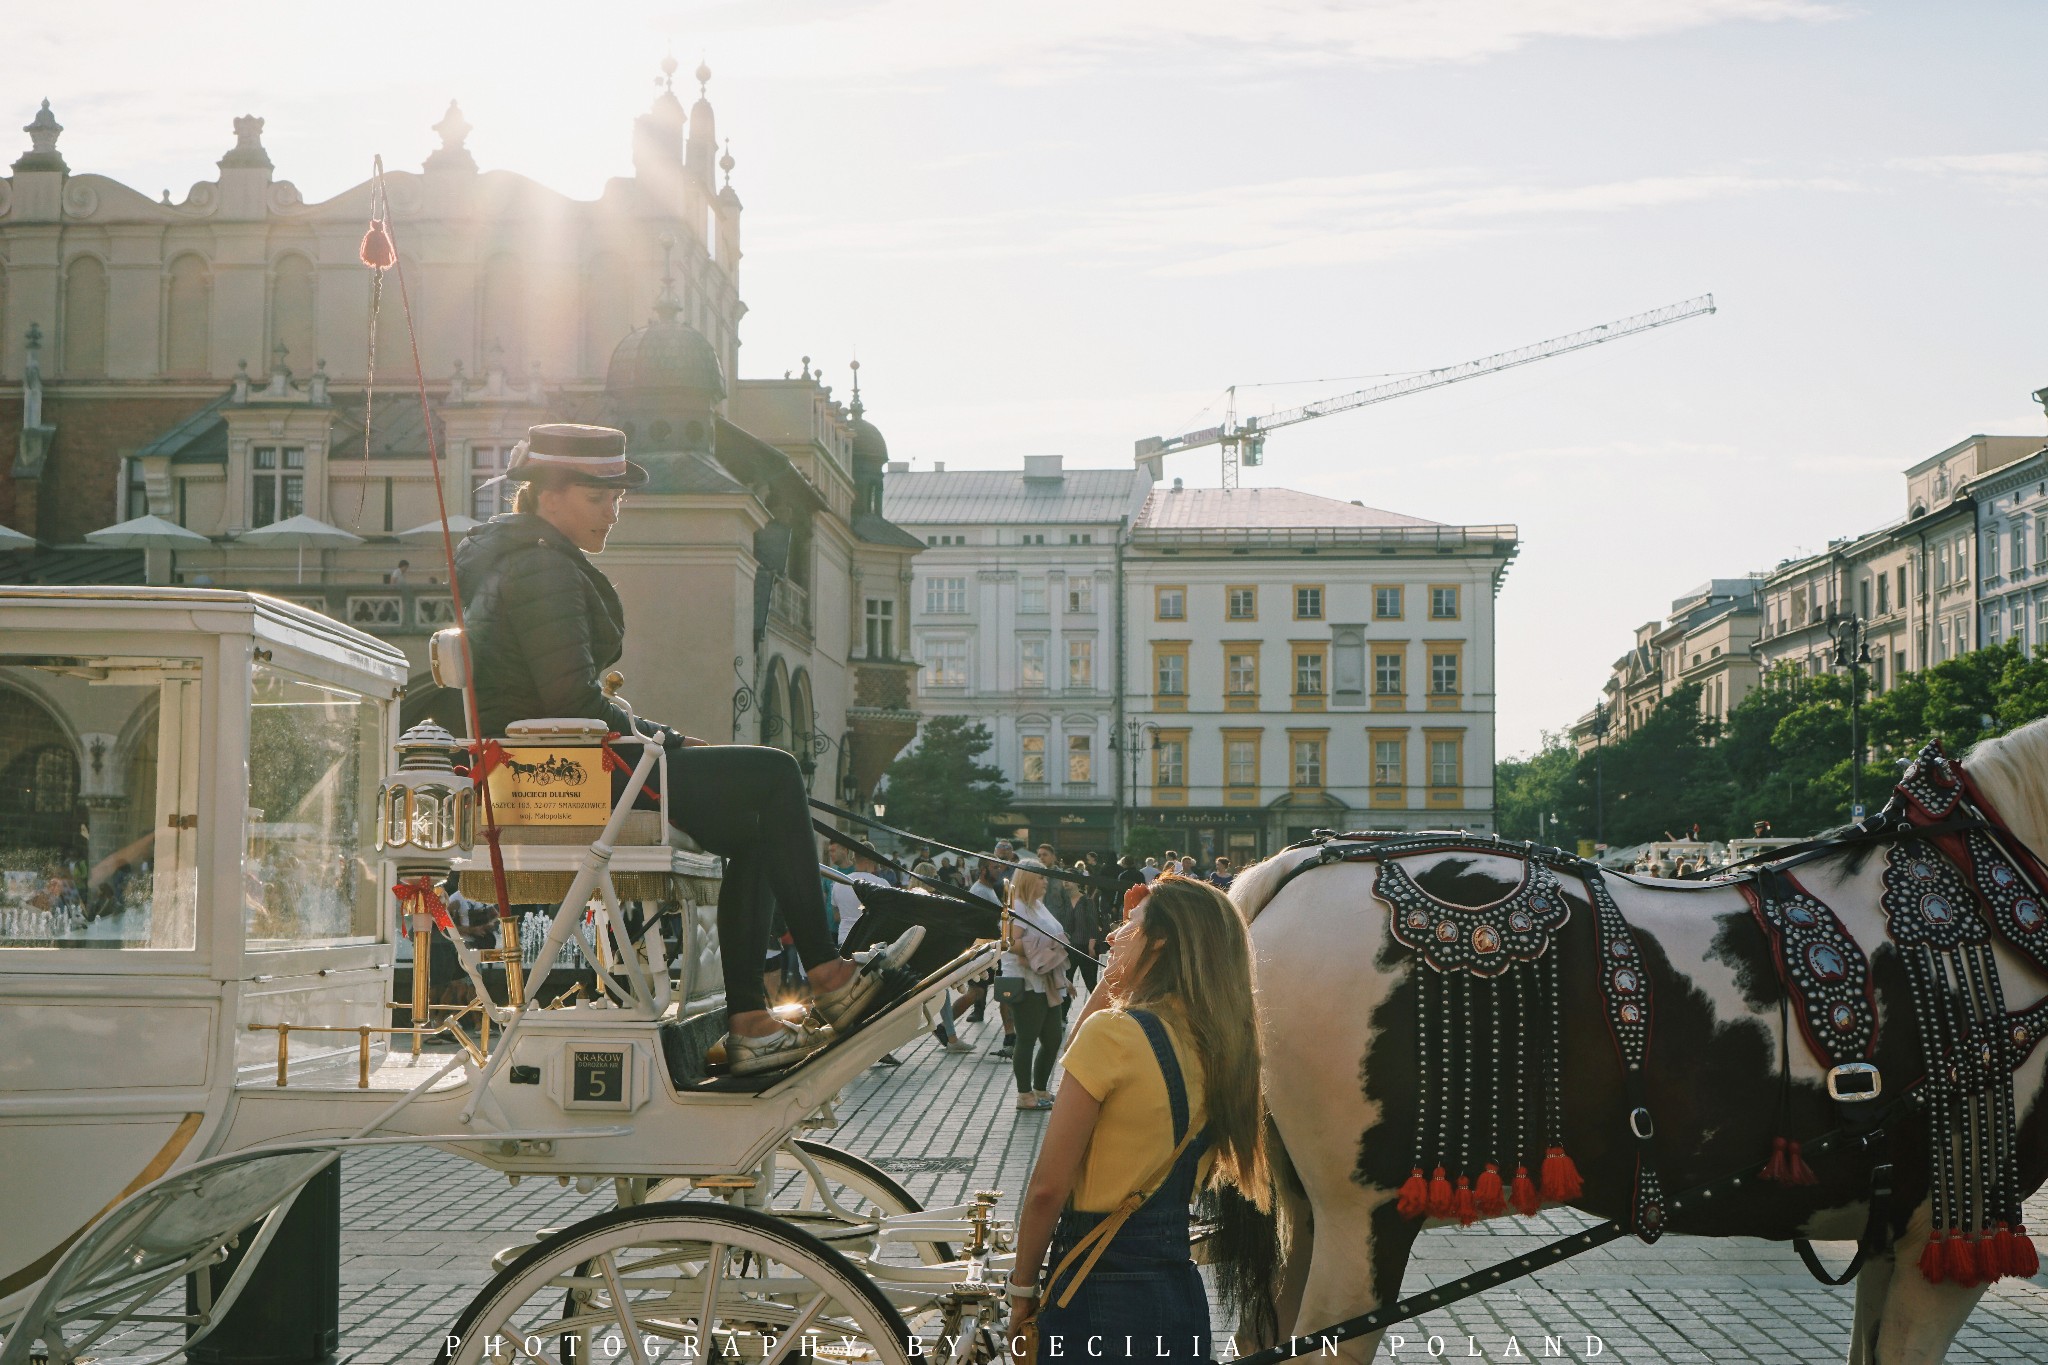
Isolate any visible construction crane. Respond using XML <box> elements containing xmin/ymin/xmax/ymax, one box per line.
<box><xmin>1135</xmin><ymin>293</ymin><xmax>1716</xmax><ymax>488</ymax></box>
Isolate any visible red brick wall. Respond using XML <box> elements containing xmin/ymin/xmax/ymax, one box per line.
<box><xmin>0</xmin><ymin>392</ymin><xmax>217</xmax><ymax>542</ymax></box>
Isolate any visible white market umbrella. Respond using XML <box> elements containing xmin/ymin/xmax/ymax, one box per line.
<box><xmin>396</xmin><ymin>513</ymin><xmax>483</xmax><ymax>542</ymax></box>
<box><xmin>86</xmin><ymin>514</ymin><xmax>211</xmax><ymax>585</ymax></box>
<box><xmin>236</xmin><ymin>514</ymin><xmax>364</xmax><ymax>583</ymax></box>
<box><xmin>0</xmin><ymin>524</ymin><xmax>37</xmax><ymax>551</ymax></box>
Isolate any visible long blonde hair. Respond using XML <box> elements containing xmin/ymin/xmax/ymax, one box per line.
<box><xmin>1009</xmin><ymin>866</ymin><xmax>1046</xmax><ymax>906</ymax></box>
<box><xmin>1118</xmin><ymin>877</ymin><xmax>1269</xmax><ymax>1205</ymax></box>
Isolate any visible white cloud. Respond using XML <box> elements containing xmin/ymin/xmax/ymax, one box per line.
<box><xmin>1892</xmin><ymin>151</ymin><xmax>2048</xmax><ymax>196</ymax></box>
<box><xmin>753</xmin><ymin>166</ymin><xmax>1840</xmax><ymax>276</ymax></box>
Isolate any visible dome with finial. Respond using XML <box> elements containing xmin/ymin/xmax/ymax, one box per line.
<box><xmin>605</xmin><ymin>237</ymin><xmax>726</xmax><ymax>403</ymax></box>
<box><xmin>846</xmin><ymin>358</ymin><xmax>888</xmax><ymax>470</ymax></box>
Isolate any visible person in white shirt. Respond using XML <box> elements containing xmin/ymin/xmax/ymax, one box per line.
<box><xmin>1139</xmin><ymin>857</ymin><xmax>1160</xmax><ymax>884</ymax></box>
<box><xmin>1003</xmin><ymin>863</ymin><xmax>1072</xmax><ymax>1110</ymax></box>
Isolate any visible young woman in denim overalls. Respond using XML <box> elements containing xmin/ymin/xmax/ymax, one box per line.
<box><xmin>1006</xmin><ymin>878</ymin><xmax>1270</xmax><ymax>1362</ymax></box>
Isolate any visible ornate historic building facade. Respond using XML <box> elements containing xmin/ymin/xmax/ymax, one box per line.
<box><xmin>0</xmin><ymin>69</ymin><xmax>923</xmax><ymax>799</ymax></box>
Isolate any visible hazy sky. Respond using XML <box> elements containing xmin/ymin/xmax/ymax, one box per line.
<box><xmin>10</xmin><ymin>2</ymin><xmax>2046</xmax><ymax>754</ymax></box>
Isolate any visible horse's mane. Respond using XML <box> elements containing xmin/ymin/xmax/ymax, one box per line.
<box><xmin>1230</xmin><ymin>845</ymin><xmax>1324</xmax><ymax>925</ymax></box>
<box><xmin>1967</xmin><ymin>714</ymin><xmax>2048</xmax><ymax>852</ymax></box>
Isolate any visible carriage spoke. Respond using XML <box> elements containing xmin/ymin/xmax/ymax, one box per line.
<box><xmin>697</xmin><ymin>1241</ymin><xmax>727</xmax><ymax>1339</ymax></box>
<box><xmin>758</xmin><ymin>1291</ymin><xmax>832</xmax><ymax>1365</ymax></box>
<box><xmin>594</xmin><ymin>1253</ymin><xmax>652</xmax><ymax>1365</ymax></box>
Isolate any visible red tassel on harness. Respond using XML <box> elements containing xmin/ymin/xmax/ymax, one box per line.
<box><xmin>1540</xmin><ymin>1145</ymin><xmax>1582</xmax><ymax>1203</ymax></box>
<box><xmin>1426</xmin><ymin>1165</ymin><xmax>1454</xmax><ymax>1220</ymax></box>
<box><xmin>1980</xmin><ymin>1224</ymin><xmax>2010</xmax><ymax>1282</ymax></box>
<box><xmin>1762</xmin><ymin>1135</ymin><xmax>1789</xmax><ymax>1184</ymax></box>
<box><xmin>1475</xmin><ymin>1163</ymin><xmax>1505</xmax><ymax>1218</ymax></box>
<box><xmin>1944</xmin><ymin>1228</ymin><xmax>1977</xmax><ymax>1287</ymax></box>
<box><xmin>1453</xmin><ymin>1176</ymin><xmax>1477</xmax><ymax>1227</ymax></box>
<box><xmin>1918</xmin><ymin>1229</ymin><xmax>1946</xmax><ymax>1284</ymax></box>
<box><xmin>359</xmin><ymin>218</ymin><xmax>397</xmax><ymax>270</ymax></box>
<box><xmin>1510</xmin><ymin>1165</ymin><xmax>1540</xmax><ymax>1217</ymax></box>
<box><xmin>1782</xmin><ymin>1138</ymin><xmax>1816</xmax><ymax>1185</ymax></box>
<box><xmin>2010</xmin><ymin>1225</ymin><xmax>2041</xmax><ymax>1278</ymax></box>
<box><xmin>1396</xmin><ymin>1167</ymin><xmax>1429</xmax><ymax>1220</ymax></box>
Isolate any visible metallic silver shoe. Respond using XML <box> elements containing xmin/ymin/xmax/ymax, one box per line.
<box><xmin>723</xmin><ymin>1018</ymin><xmax>833</xmax><ymax>1076</ymax></box>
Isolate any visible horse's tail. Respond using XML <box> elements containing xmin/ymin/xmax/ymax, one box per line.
<box><xmin>1230</xmin><ymin>845</ymin><xmax>1322</xmax><ymax>925</ymax></box>
<box><xmin>1208</xmin><ymin>1115</ymin><xmax>1302</xmax><ymax>1347</ymax></box>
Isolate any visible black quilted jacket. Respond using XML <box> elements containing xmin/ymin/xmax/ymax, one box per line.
<box><xmin>455</xmin><ymin>514</ymin><xmax>635</xmax><ymax>739</ymax></box>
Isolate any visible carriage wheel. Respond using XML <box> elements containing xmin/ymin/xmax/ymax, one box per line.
<box><xmin>443</xmin><ymin>1202</ymin><xmax>912</xmax><ymax>1365</ymax></box>
<box><xmin>649</xmin><ymin>1139</ymin><xmax>956</xmax><ymax>1266</ymax></box>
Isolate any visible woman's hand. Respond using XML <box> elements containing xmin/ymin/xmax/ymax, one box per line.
<box><xmin>1006</xmin><ymin>1295</ymin><xmax>1038</xmax><ymax>1360</ymax></box>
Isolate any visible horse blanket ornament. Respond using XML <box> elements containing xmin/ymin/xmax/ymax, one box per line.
<box><xmin>1215</xmin><ymin>719</ymin><xmax>2048</xmax><ymax>1365</ymax></box>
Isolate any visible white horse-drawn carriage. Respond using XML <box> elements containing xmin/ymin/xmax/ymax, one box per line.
<box><xmin>0</xmin><ymin>587</ymin><xmax>1013</xmax><ymax>1365</ymax></box>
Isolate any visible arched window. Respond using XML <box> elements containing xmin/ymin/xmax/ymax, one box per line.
<box><xmin>165</xmin><ymin>253</ymin><xmax>211</xmax><ymax>377</ymax></box>
<box><xmin>480</xmin><ymin>252</ymin><xmax>526</xmax><ymax>372</ymax></box>
<box><xmin>62</xmin><ymin>256</ymin><xmax>107</xmax><ymax>376</ymax></box>
<box><xmin>271</xmin><ymin>254</ymin><xmax>317</xmax><ymax>372</ymax></box>
<box><xmin>760</xmin><ymin>657</ymin><xmax>790</xmax><ymax>753</ymax></box>
<box><xmin>583</xmin><ymin>251</ymin><xmax>633</xmax><ymax>377</ymax></box>
<box><xmin>0</xmin><ymin>684</ymin><xmax>79</xmax><ymax>856</ymax></box>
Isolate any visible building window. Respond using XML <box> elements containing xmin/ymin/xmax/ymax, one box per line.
<box><xmin>471</xmin><ymin>444</ymin><xmax>517</xmax><ymax>519</ymax></box>
<box><xmin>1877</xmin><ymin>573</ymin><xmax>1890</xmax><ymax>616</ymax></box>
<box><xmin>865</xmin><ymin>598</ymin><xmax>896</xmax><ymax>659</ymax></box>
<box><xmin>1429</xmin><ymin>736</ymin><xmax>1462</xmax><ymax>789</ymax></box>
<box><xmin>1374</xmin><ymin>648</ymin><xmax>1405</xmax><ymax>698</ymax></box>
<box><xmin>1067</xmin><ymin>638</ymin><xmax>1094</xmax><ymax>689</ymax></box>
<box><xmin>1020</xmin><ymin>578</ymin><xmax>1048</xmax><ymax>613</ymax></box>
<box><xmin>1155</xmin><ymin>737</ymin><xmax>1186</xmax><ymax>789</ymax></box>
<box><xmin>1067</xmin><ymin>734</ymin><xmax>1092</xmax><ymax>783</ymax></box>
<box><xmin>925</xmin><ymin>577</ymin><xmax>968</xmax><ymax>614</ymax></box>
<box><xmin>1067</xmin><ymin>579</ymin><xmax>1094</xmax><ymax>614</ymax></box>
<box><xmin>251</xmin><ymin>446</ymin><xmax>305</xmax><ymax>528</ymax></box>
<box><xmin>346</xmin><ymin>595</ymin><xmax>402</xmax><ymax>627</ymax></box>
<box><xmin>1020</xmin><ymin>532</ymin><xmax>1046</xmax><ymax>545</ymax></box>
<box><xmin>1372</xmin><ymin>734</ymin><xmax>1405</xmax><ymax>786</ymax></box>
<box><xmin>923</xmin><ymin>638</ymin><xmax>967</xmax><ymax>688</ymax></box>
<box><xmin>1374</xmin><ymin>586</ymin><xmax>1403</xmax><ymax>620</ymax></box>
<box><xmin>1156</xmin><ymin>586</ymin><xmax>1185</xmax><ymax>621</ymax></box>
<box><xmin>416</xmin><ymin>596</ymin><xmax>457</xmax><ymax>627</ymax></box>
<box><xmin>1987</xmin><ymin>532</ymin><xmax>2001</xmax><ymax>579</ymax></box>
<box><xmin>1429</xmin><ymin>648</ymin><xmax>1461</xmax><ymax>697</ymax></box>
<box><xmin>1293</xmin><ymin>648</ymin><xmax>1325</xmax><ymax>697</ymax></box>
<box><xmin>1225</xmin><ymin>736</ymin><xmax>1259</xmax><ymax>787</ymax></box>
<box><xmin>1021</xmin><ymin>734</ymin><xmax>1046</xmax><ymax>783</ymax></box>
<box><xmin>1019</xmin><ymin>636</ymin><xmax>1047</xmax><ymax>689</ymax></box>
<box><xmin>1227</xmin><ymin>648</ymin><xmax>1259</xmax><ymax>697</ymax></box>
<box><xmin>924</xmin><ymin>533</ymin><xmax>965</xmax><ymax>547</ymax></box>
<box><xmin>1156</xmin><ymin>649</ymin><xmax>1186</xmax><ymax>697</ymax></box>
<box><xmin>1291</xmin><ymin>735</ymin><xmax>1325</xmax><ymax>789</ymax></box>
<box><xmin>2014</xmin><ymin>524</ymin><xmax>2028</xmax><ymax>573</ymax></box>
<box><xmin>1294</xmin><ymin>585</ymin><xmax>1324</xmax><ymax>620</ymax></box>
<box><xmin>1228</xmin><ymin>586</ymin><xmax>1257</xmax><ymax>620</ymax></box>
<box><xmin>1067</xmin><ymin>533</ymin><xmax>1093</xmax><ymax>545</ymax></box>
<box><xmin>1936</xmin><ymin>544</ymin><xmax>1950</xmax><ymax>588</ymax></box>
<box><xmin>1955</xmin><ymin>535</ymin><xmax>1969</xmax><ymax>581</ymax></box>
<box><xmin>1430</xmin><ymin>585</ymin><xmax>1460</xmax><ymax>620</ymax></box>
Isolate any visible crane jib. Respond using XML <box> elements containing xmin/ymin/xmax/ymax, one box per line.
<box><xmin>1135</xmin><ymin>293</ymin><xmax>1716</xmax><ymax>480</ymax></box>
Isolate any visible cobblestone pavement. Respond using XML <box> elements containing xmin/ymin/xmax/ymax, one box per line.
<box><xmin>45</xmin><ymin>1011</ymin><xmax>2048</xmax><ymax>1363</ymax></box>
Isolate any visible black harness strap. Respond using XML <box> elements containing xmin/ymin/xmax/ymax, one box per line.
<box><xmin>809</xmin><ymin>796</ymin><xmax>1125</xmax><ymax>895</ymax></box>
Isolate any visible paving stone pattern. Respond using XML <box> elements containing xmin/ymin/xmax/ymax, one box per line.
<box><xmin>51</xmin><ymin>1015</ymin><xmax>2048</xmax><ymax>1362</ymax></box>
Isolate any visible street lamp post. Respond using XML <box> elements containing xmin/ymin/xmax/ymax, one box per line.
<box><xmin>1109</xmin><ymin>718</ymin><xmax>1159</xmax><ymax>848</ymax></box>
<box><xmin>1825</xmin><ymin>608</ymin><xmax>1873</xmax><ymax>820</ymax></box>
<box><xmin>1590</xmin><ymin>701</ymin><xmax>1611</xmax><ymax>853</ymax></box>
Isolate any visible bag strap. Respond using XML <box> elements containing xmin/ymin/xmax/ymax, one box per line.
<box><xmin>1046</xmin><ymin>1126</ymin><xmax>1200</xmax><ymax>1309</ymax></box>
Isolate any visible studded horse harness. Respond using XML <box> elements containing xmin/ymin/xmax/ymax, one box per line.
<box><xmin>1272</xmin><ymin>739</ymin><xmax>2048</xmax><ymax>1284</ymax></box>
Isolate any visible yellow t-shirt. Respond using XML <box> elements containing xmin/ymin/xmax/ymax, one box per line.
<box><xmin>1058</xmin><ymin>1006</ymin><xmax>1212</xmax><ymax>1213</ymax></box>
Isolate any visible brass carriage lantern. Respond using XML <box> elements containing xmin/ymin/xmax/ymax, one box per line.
<box><xmin>376</xmin><ymin>721</ymin><xmax>475</xmax><ymax>864</ymax></box>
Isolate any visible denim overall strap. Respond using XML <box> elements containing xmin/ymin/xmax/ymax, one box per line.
<box><xmin>1044</xmin><ymin>1009</ymin><xmax>1211</xmax><ymax>1310</ymax></box>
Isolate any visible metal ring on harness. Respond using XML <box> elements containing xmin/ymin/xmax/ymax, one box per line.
<box><xmin>1827</xmin><ymin>1061</ymin><xmax>1883</xmax><ymax>1103</ymax></box>
<box><xmin>1628</xmin><ymin>1107</ymin><xmax>1655</xmax><ymax>1141</ymax></box>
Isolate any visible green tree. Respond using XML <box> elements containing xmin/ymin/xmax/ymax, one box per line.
<box><xmin>1121</xmin><ymin>823</ymin><xmax>1171</xmax><ymax>864</ymax></box>
<box><xmin>878</xmin><ymin>716</ymin><xmax>1012</xmax><ymax>849</ymax></box>
<box><xmin>1494</xmin><ymin>731</ymin><xmax>1580</xmax><ymax>843</ymax></box>
<box><xmin>1578</xmin><ymin>682</ymin><xmax>1735</xmax><ymax>847</ymax></box>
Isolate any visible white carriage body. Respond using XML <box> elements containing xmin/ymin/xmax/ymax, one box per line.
<box><xmin>0</xmin><ymin>587</ymin><xmax>994</xmax><ymax>1329</ymax></box>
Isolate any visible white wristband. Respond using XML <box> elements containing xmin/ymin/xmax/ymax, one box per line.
<box><xmin>1006</xmin><ymin>1273</ymin><xmax>1041</xmax><ymax>1299</ymax></box>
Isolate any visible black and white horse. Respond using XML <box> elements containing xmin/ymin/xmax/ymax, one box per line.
<box><xmin>1220</xmin><ymin>719</ymin><xmax>2048</xmax><ymax>1364</ymax></box>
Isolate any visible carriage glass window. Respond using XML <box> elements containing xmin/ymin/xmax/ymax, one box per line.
<box><xmin>244</xmin><ymin>663</ymin><xmax>382</xmax><ymax>948</ymax></box>
<box><xmin>0</xmin><ymin>655</ymin><xmax>202</xmax><ymax>950</ymax></box>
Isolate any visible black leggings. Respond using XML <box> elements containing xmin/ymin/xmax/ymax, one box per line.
<box><xmin>664</xmin><ymin>741</ymin><xmax>838</xmax><ymax>1015</ymax></box>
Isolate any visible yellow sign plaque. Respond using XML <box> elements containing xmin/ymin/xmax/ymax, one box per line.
<box><xmin>486</xmin><ymin>746</ymin><xmax>610</xmax><ymax>826</ymax></box>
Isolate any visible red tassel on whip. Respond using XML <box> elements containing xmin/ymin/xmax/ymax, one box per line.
<box><xmin>359</xmin><ymin>218</ymin><xmax>397</xmax><ymax>270</ymax></box>
<box><xmin>1396</xmin><ymin>1167</ymin><xmax>1429</xmax><ymax>1221</ymax></box>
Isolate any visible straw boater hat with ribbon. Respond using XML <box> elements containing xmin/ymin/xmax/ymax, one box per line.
<box><xmin>504</xmin><ymin>423</ymin><xmax>650</xmax><ymax>489</ymax></box>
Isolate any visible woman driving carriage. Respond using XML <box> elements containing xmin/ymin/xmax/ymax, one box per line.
<box><xmin>454</xmin><ymin>423</ymin><xmax>920</xmax><ymax>1075</ymax></box>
